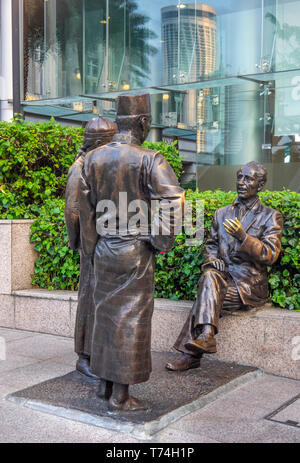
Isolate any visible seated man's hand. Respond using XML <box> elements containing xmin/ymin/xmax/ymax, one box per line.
<box><xmin>211</xmin><ymin>259</ymin><xmax>226</xmax><ymax>272</ymax></box>
<box><xmin>223</xmin><ymin>218</ymin><xmax>246</xmax><ymax>242</ymax></box>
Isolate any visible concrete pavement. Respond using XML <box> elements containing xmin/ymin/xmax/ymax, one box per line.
<box><xmin>0</xmin><ymin>327</ymin><xmax>299</xmax><ymax>443</ymax></box>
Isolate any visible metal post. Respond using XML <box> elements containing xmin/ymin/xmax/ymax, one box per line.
<box><xmin>105</xmin><ymin>0</ymin><xmax>109</xmax><ymax>88</ymax></box>
<box><xmin>0</xmin><ymin>0</ymin><xmax>14</xmax><ymax>120</ymax></box>
<box><xmin>12</xmin><ymin>0</ymin><xmax>22</xmax><ymax>116</ymax></box>
<box><xmin>82</xmin><ymin>0</ymin><xmax>86</xmax><ymax>95</ymax></box>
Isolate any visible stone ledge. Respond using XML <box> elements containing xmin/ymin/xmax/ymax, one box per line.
<box><xmin>0</xmin><ymin>289</ymin><xmax>299</xmax><ymax>380</ymax></box>
<box><xmin>11</xmin><ymin>292</ymin><xmax>192</xmax><ymax>310</ymax></box>
<box><xmin>253</xmin><ymin>307</ymin><xmax>300</xmax><ymax>320</ymax></box>
<box><xmin>0</xmin><ymin>220</ymin><xmax>35</xmax><ymax>225</ymax></box>
<box><xmin>154</xmin><ymin>298</ymin><xmax>193</xmax><ymax>312</ymax></box>
<box><xmin>12</xmin><ymin>292</ymin><xmax>192</xmax><ymax>308</ymax></box>
<box><xmin>13</xmin><ymin>289</ymin><xmax>78</xmax><ymax>302</ymax></box>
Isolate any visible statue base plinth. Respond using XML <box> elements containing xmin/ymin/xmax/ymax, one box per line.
<box><xmin>7</xmin><ymin>352</ymin><xmax>261</xmax><ymax>440</ymax></box>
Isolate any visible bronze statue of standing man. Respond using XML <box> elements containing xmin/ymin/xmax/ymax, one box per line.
<box><xmin>65</xmin><ymin>116</ymin><xmax>117</xmax><ymax>378</ymax></box>
<box><xmin>79</xmin><ymin>93</ymin><xmax>184</xmax><ymax>411</ymax></box>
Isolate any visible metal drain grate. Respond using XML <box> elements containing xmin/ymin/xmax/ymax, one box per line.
<box><xmin>265</xmin><ymin>394</ymin><xmax>300</xmax><ymax>429</ymax></box>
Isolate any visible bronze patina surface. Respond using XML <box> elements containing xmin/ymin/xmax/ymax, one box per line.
<box><xmin>79</xmin><ymin>93</ymin><xmax>185</xmax><ymax>410</ymax></box>
<box><xmin>65</xmin><ymin>116</ymin><xmax>117</xmax><ymax>378</ymax></box>
<box><xmin>168</xmin><ymin>162</ymin><xmax>283</xmax><ymax>368</ymax></box>
<box><xmin>7</xmin><ymin>352</ymin><xmax>260</xmax><ymax>438</ymax></box>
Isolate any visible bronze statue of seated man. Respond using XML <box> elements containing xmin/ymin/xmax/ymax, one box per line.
<box><xmin>166</xmin><ymin>161</ymin><xmax>283</xmax><ymax>372</ymax></box>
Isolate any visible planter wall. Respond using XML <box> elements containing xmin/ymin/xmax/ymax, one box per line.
<box><xmin>0</xmin><ymin>221</ymin><xmax>299</xmax><ymax>380</ymax></box>
<box><xmin>0</xmin><ymin>220</ymin><xmax>38</xmax><ymax>294</ymax></box>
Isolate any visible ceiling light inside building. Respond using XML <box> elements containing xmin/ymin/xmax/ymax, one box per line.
<box><xmin>122</xmin><ymin>84</ymin><xmax>131</xmax><ymax>91</ymax></box>
<box><xmin>163</xmin><ymin>93</ymin><xmax>170</xmax><ymax>100</ymax></box>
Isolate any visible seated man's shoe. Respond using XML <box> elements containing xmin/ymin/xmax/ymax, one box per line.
<box><xmin>76</xmin><ymin>356</ymin><xmax>99</xmax><ymax>380</ymax></box>
<box><xmin>185</xmin><ymin>334</ymin><xmax>217</xmax><ymax>355</ymax></box>
<box><xmin>165</xmin><ymin>354</ymin><xmax>201</xmax><ymax>372</ymax></box>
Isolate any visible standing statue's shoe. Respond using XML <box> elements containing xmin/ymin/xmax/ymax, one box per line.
<box><xmin>97</xmin><ymin>380</ymin><xmax>113</xmax><ymax>401</ymax></box>
<box><xmin>76</xmin><ymin>357</ymin><xmax>99</xmax><ymax>380</ymax></box>
<box><xmin>185</xmin><ymin>335</ymin><xmax>217</xmax><ymax>355</ymax></box>
<box><xmin>165</xmin><ymin>354</ymin><xmax>201</xmax><ymax>371</ymax></box>
<box><xmin>108</xmin><ymin>396</ymin><xmax>148</xmax><ymax>412</ymax></box>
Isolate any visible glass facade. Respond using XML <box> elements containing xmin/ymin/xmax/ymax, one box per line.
<box><xmin>23</xmin><ymin>0</ymin><xmax>300</xmax><ymax>190</ymax></box>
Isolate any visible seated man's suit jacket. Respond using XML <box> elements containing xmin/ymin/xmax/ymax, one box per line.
<box><xmin>204</xmin><ymin>197</ymin><xmax>283</xmax><ymax>307</ymax></box>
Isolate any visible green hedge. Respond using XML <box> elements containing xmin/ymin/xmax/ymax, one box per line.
<box><xmin>29</xmin><ymin>190</ymin><xmax>300</xmax><ymax>310</ymax></box>
<box><xmin>0</xmin><ymin>117</ymin><xmax>83</xmax><ymax>211</ymax></box>
<box><xmin>143</xmin><ymin>140</ymin><xmax>183</xmax><ymax>179</ymax></box>
<box><xmin>0</xmin><ymin>118</ymin><xmax>182</xmax><ymax>216</ymax></box>
<box><xmin>30</xmin><ymin>198</ymin><xmax>80</xmax><ymax>291</ymax></box>
<box><xmin>0</xmin><ymin>119</ymin><xmax>299</xmax><ymax>309</ymax></box>
<box><xmin>155</xmin><ymin>190</ymin><xmax>300</xmax><ymax>310</ymax></box>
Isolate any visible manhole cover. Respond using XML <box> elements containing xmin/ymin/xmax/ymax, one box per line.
<box><xmin>265</xmin><ymin>395</ymin><xmax>300</xmax><ymax>429</ymax></box>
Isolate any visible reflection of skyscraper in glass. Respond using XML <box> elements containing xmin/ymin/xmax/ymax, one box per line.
<box><xmin>161</xmin><ymin>4</ymin><xmax>217</xmax><ymax>84</ymax></box>
<box><xmin>161</xmin><ymin>4</ymin><xmax>217</xmax><ymax>153</ymax></box>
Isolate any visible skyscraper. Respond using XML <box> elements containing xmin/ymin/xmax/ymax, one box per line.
<box><xmin>161</xmin><ymin>3</ymin><xmax>217</xmax><ymax>85</ymax></box>
<box><xmin>161</xmin><ymin>4</ymin><xmax>217</xmax><ymax>153</ymax></box>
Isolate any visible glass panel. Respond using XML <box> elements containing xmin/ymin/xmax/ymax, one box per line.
<box><xmin>81</xmin><ymin>0</ymin><xmax>279</xmax><ymax>95</ymax></box>
<box><xmin>25</xmin><ymin>0</ymin><xmax>277</xmax><ymax>99</ymax></box>
<box><xmin>24</xmin><ymin>0</ymin><xmax>84</xmax><ymax>100</ymax></box>
<box><xmin>274</xmin><ymin>0</ymin><xmax>300</xmax><ymax>72</ymax></box>
<box><xmin>22</xmin><ymin>0</ymin><xmax>300</xmax><ymax>191</ymax></box>
<box><xmin>193</xmin><ymin>80</ymin><xmax>265</xmax><ymax>167</ymax></box>
<box><xmin>163</xmin><ymin>3</ymin><xmax>218</xmax><ymax>85</ymax></box>
<box><xmin>275</xmin><ymin>75</ymin><xmax>300</xmax><ymax>136</ymax></box>
<box><xmin>272</xmin><ymin>0</ymin><xmax>300</xmax><ymax>161</ymax></box>
<box><xmin>261</xmin><ymin>0</ymin><xmax>277</xmax><ymax>73</ymax></box>
<box><xmin>23</xmin><ymin>0</ymin><xmax>45</xmax><ymax>100</ymax></box>
<box><xmin>45</xmin><ymin>0</ymin><xmax>83</xmax><ymax>98</ymax></box>
<box><xmin>84</xmin><ymin>0</ymin><xmax>107</xmax><ymax>94</ymax></box>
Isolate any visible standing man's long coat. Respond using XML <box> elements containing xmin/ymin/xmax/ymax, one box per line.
<box><xmin>65</xmin><ymin>155</ymin><xmax>96</xmax><ymax>358</ymax></box>
<box><xmin>79</xmin><ymin>136</ymin><xmax>184</xmax><ymax>385</ymax></box>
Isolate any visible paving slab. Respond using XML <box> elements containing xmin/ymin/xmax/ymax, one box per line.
<box><xmin>153</xmin><ymin>428</ymin><xmax>221</xmax><ymax>443</ymax></box>
<box><xmin>0</xmin><ymin>327</ymin><xmax>40</xmax><ymax>342</ymax></box>
<box><xmin>252</xmin><ymin>421</ymin><xmax>300</xmax><ymax>443</ymax></box>
<box><xmin>5</xmin><ymin>334</ymin><xmax>74</xmax><ymax>361</ymax></box>
<box><xmin>265</xmin><ymin>394</ymin><xmax>300</xmax><ymax>428</ymax></box>
<box><xmin>0</xmin><ymin>360</ymin><xmax>74</xmax><ymax>390</ymax></box>
<box><xmin>7</xmin><ymin>352</ymin><xmax>261</xmax><ymax>440</ymax></box>
<box><xmin>0</xmin><ymin>353</ymin><xmax>42</xmax><ymax>374</ymax></box>
<box><xmin>0</xmin><ymin>391</ymin><xmax>136</xmax><ymax>443</ymax></box>
<box><xmin>170</xmin><ymin>410</ymin><xmax>296</xmax><ymax>443</ymax></box>
<box><xmin>50</xmin><ymin>351</ymin><xmax>78</xmax><ymax>367</ymax></box>
<box><xmin>219</xmin><ymin>375</ymin><xmax>300</xmax><ymax>411</ymax></box>
<box><xmin>167</xmin><ymin>374</ymin><xmax>300</xmax><ymax>443</ymax></box>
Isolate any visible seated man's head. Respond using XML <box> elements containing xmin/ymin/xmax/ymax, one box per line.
<box><xmin>116</xmin><ymin>93</ymin><xmax>152</xmax><ymax>145</ymax></box>
<box><xmin>236</xmin><ymin>161</ymin><xmax>267</xmax><ymax>200</ymax></box>
<box><xmin>79</xmin><ymin>116</ymin><xmax>117</xmax><ymax>157</ymax></box>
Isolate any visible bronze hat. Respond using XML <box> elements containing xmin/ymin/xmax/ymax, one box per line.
<box><xmin>116</xmin><ymin>93</ymin><xmax>151</xmax><ymax>117</ymax></box>
<box><xmin>84</xmin><ymin>116</ymin><xmax>117</xmax><ymax>139</ymax></box>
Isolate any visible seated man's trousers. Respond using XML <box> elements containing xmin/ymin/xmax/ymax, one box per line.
<box><xmin>174</xmin><ymin>269</ymin><xmax>242</xmax><ymax>356</ymax></box>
